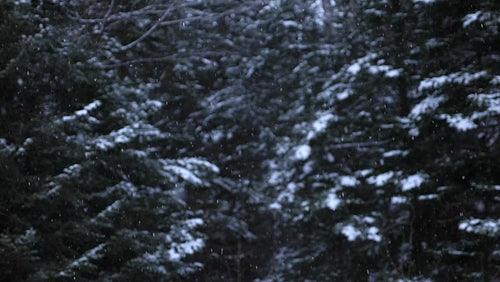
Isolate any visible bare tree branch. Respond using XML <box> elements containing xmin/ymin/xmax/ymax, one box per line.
<box><xmin>120</xmin><ymin>6</ymin><xmax>173</xmax><ymax>51</ymax></box>
<box><xmin>104</xmin><ymin>0</ymin><xmax>115</xmax><ymax>19</ymax></box>
<box><xmin>99</xmin><ymin>51</ymin><xmax>235</xmax><ymax>69</ymax></box>
<box><xmin>68</xmin><ymin>3</ymin><xmax>170</xmax><ymax>23</ymax></box>
<box><xmin>327</xmin><ymin>140</ymin><xmax>390</xmax><ymax>150</ymax></box>
<box><xmin>96</xmin><ymin>0</ymin><xmax>115</xmax><ymax>34</ymax></box>
<box><xmin>69</xmin><ymin>3</ymin><xmax>202</xmax><ymax>24</ymax></box>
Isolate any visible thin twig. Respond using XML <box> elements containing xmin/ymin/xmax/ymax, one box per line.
<box><xmin>327</xmin><ymin>140</ymin><xmax>390</xmax><ymax>150</ymax></box>
<box><xmin>100</xmin><ymin>51</ymin><xmax>235</xmax><ymax>69</ymax></box>
<box><xmin>120</xmin><ymin>6</ymin><xmax>173</xmax><ymax>51</ymax></box>
<box><xmin>158</xmin><ymin>15</ymin><xmax>206</xmax><ymax>26</ymax></box>
<box><xmin>96</xmin><ymin>0</ymin><xmax>115</xmax><ymax>34</ymax></box>
<box><xmin>103</xmin><ymin>0</ymin><xmax>115</xmax><ymax>20</ymax></box>
<box><xmin>69</xmin><ymin>4</ymin><xmax>172</xmax><ymax>24</ymax></box>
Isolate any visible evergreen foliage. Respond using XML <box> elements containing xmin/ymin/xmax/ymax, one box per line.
<box><xmin>1</xmin><ymin>0</ymin><xmax>499</xmax><ymax>280</ymax></box>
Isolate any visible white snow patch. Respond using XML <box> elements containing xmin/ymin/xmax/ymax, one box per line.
<box><xmin>383</xmin><ymin>150</ymin><xmax>409</xmax><ymax>158</ymax></box>
<box><xmin>344</xmin><ymin>53</ymin><xmax>379</xmax><ymax>75</ymax></box>
<box><xmin>181</xmin><ymin>158</ymin><xmax>220</xmax><ymax>174</ymax></box>
<box><xmin>363</xmin><ymin>216</ymin><xmax>375</xmax><ymax>224</ymax></box>
<box><xmin>63</xmin><ymin>164</ymin><xmax>82</xmax><ymax>175</ymax></box>
<box><xmin>307</xmin><ymin>113</ymin><xmax>337</xmax><ymax>140</ymax></box>
<box><xmin>418</xmin><ymin>71</ymin><xmax>487</xmax><ymax>91</ymax></box>
<box><xmin>367</xmin><ymin>171</ymin><xmax>394</xmax><ymax>186</ymax></box>
<box><xmin>413</xmin><ymin>0</ymin><xmax>435</xmax><ymax>3</ymax></box>
<box><xmin>463</xmin><ymin>11</ymin><xmax>481</xmax><ymax>28</ymax></box>
<box><xmin>268</xmin><ymin>171</ymin><xmax>283</xmax><ymax>186</ymax></box>
<box><xmin>94</xmin><ymin>123</ymin><xmax>165</xmax><ymax>150</ymax></box>
<box><xmin>347</xmin><ymin>63</ymin><xmax>361</xmax><ymax>75</ymax></box>
<box><xmin>386</xmin><ymin>69</ymin><xmax>401</xmax><ymax>78</ymax></box>
<box><xmin>22</xmin><ymin>138</ymin><xmax>33</xmax><ymax>147</ymax></box>
<box><xmin>356</xmin><ymin>169</ymin><xmax>373</xmax><ymax>177</ymax></box>
<box><xmin>140</xmin><ymin>252</ymin><xmax>168</xmax><ymax>274</ymax></box>
<box><xmin>160</xmin><ymin>158</ymin><xmax>218</xmax><ymax>186</ymax></box>
<box><xmin>368</xmin><ymin>65</ymin><xmax>390</xmax><ymax>74</ymax></box>
<box><xmin>95</xmin><ymin>139</ymin><xmax>114</xmax><ymax>150</ymax></box>
<box><xmin>469</xmin><ymin>92</ymin><xmax>500</xmax><ymax>115</ymax></box>
<box><xmin>401</xmin><ymin>173</ymin><xmax>428</xmax><ymax>191</ymax></box>
<box><xmin>409</xmin><ymin>127</ymin><xmax>420</xmax><ymax>137</ymax></box>
<box><xmin>339</xmin><ymin>175</ymin><xmax>358</xmax><ymax>187</ymax></box>
<box><xmin>341</xmin><ymin>225</ymin><xmax>362</xmax><ymax>241</ymax></box>
<box><xmin>15</xmin><ymin>0</ymin><xmax>31</xmax><ymax>4</ymax></box>
<box><xmin>326</xmin><ymin>153</ymin><xmax>335</xmax><ymax>162</ymax></box>
<box><xmin>391</xmin><ymin>196</ymin><xmax>408</xmax><ymax>204</ymax></box>
<box><xmin>367</xmin><ymin>226</ymin><xmax>382</xmax><ymax>242</ymax></box>
<box><xmin>369</xmin><ymin>65</ymin><xmax>401</xmax><ymax>77</ymax></box>
<box><xmin>409</xmin><ymin>95</ymin><xmax>446</xmax><ymax>120</ymax></box>
<box><xmin>277</xmin><ymin>182</ymin><xmax>299</xmax><ymax>203</ymax></box>
<box><xmin>440</xmin><ymin>114</ymin><xmax>477</xmax><ymax>131</ymax></box>
<box><xmin>60</xmin><ymin>243</ymin><xmax>106</xmax><ymax>276</ymax></box>
<box><xmin>92</xmin><ymin>200</ymin><xmax>121</xmax><ymax>222</ymax></box>
<box><xmin>114</xmin><ymin>134</ymin><xmax>130</xmax><ymax>144</ymax></box>
<box><xmin>75</xmin><ymin>100</ymin><xmax>102</xmax><ymax>116</ymax></box>
<box><xmin>491</xmin><ymin>76</ymin><xmax>500</xmax><ymax>85</ymax></box>
<box><xmin>165</xmin><ymin>165</ymin><xmax>203</xmax><ymax>186</ymax></box>
<box><xmin>418</xmin><ymin>194</ymin><xmax>439</xmax><ymax>200</ymax></box>
<box><xmin>301</xmin><ymin>160</ymin><xmax>314</xmax><ymax>176</ymax></box>
<box><xmin>294</xmin><ymin>144</ymin><xmax>311</xmax><ymax>161</ymax></box>
<box><xmin>281</xmin><ymin>20</ymin><xmax>299</xmax><ymax>28</ymax></box>
<box><xmin>472</xmin><ymin>183</ymin><xmax>500</xmax><ymax>191</ymax></box>
<box><xmin>336</xmin><ymin>89</ymin><xmax>352</xmax><ymax>100</ymax></box>
<box><xmin>313</xmin><ymin>113</ymin><xmax>335</xmax><ymax>132</ymax></box>
<box><xmin>459</xmin><ymin>218</ymin><xmax>500</xmax><ymax>237</ymax></box>
<box><xmin>62</xmin><ymin>115</ymin><xmax>75</xmax><ymax>122</ymax></box>
<box><xmin>325</xmin><ymin>190</ymin><xmax>341</xmax><ymax>210</ymax></box>
<box><xmin>62</xmin><ymin>100</ymin><xmax>102</xmax><ymax>122</ymax></box>
<box><xmin>184</xmin><ymin>218</ymin><xmax>204</xmax><ymax>228</ymax></box>
<box><xmin>209</xmin><ymin>129</ymin><xmax>225</xmax><ymax>142</ymax></box>
<box><xmin>311</xmin><ymin>0</ymin><xmax>326</xmax><ymax>27</ymax></box>
<box><xmin>168</xmin><ymin>238</ymin><xmax>204</xmax><ymax>262</ymax></box>
<box><xmin>269</xmin><ymin>202</ymin><xmax>282</xmax><ymax>210</ymax></box>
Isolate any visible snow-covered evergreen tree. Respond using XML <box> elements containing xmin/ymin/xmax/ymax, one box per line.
<box><xmin>1</xmin><ymin>0</ymin><xmax>499</xmax><ymax>280</ymax></box>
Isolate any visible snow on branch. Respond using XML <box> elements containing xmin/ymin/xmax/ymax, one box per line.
<box><xmin>62</xmin><ymin>100</ymin><xmax>102</xmax><ymax>122</ymax></box>
<box><xmin>59</xmin><ymin>243</ymin><xmax>106</xmax><ymax>277</ymax></box>
<box><xmin>459</xmin><ymin>218</ymin><xmax>500</xmax><ymax>237</ymax></box>
<box><xmin>159</xmin><ymin>158</ymin><xmax>219</xmax><ymax>187</ymax></box>
<box><xmin>418</xmin><ymin>71</ymin><xmax>488</xmax><ymax>91</ymax></box>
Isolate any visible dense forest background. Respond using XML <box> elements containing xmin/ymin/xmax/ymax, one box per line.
<box><xmin>1</xmin><ymin>0</ymin><xmax>499</xmax><ymax>281</ymax></box>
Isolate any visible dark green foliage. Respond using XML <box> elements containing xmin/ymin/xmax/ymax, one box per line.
<box><xmin>1</xmin><ymin>0</ymin><xmax>499</xmax><ymax>281</ymax></box>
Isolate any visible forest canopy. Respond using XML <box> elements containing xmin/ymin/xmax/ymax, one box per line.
<box><xmin>1</xmin><ymin>0</ymin><xmax>499</xmax><ymax>281</ymax></box>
